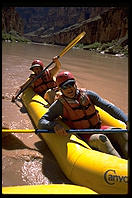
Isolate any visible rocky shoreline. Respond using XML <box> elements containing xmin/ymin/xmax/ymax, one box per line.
<box><xmin>82</xmin><ymin>34</ymin><xmax>128</xmax><ymax>57</ymax></box>
<box><xmin>2</xmin><ymin>31</ymin><xmax>128</xmax><ymax>57</ymax></box>
<box><xmin>2</xmin><ymin>30</ymin><xmax>30</xmax><ymax>43</ymax></box>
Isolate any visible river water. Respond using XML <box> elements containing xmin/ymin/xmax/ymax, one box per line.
<box><xmin>2</xmin><ymin>42</ymin><xmax>128</xmax><ymax>187</ymax></box>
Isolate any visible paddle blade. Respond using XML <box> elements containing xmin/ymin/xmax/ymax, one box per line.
<box><xmin>59</xmin><ymin>31</ymin><xmax>86</xmax><ymax>58</ymax></box>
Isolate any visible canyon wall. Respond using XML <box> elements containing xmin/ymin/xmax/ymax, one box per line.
<box><xmin>2</xmin><ymin>7</ymin><xmax>24</xmax><ymax>35</ymax></box>
<box><xmin>25</xmin><ymin>7</ymin><xmax>128</xmax><ymax>45</ymax></box>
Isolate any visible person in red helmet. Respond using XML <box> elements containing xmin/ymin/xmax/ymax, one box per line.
<box><xmin>12</xmin><ymin>56</ymin><xmax>61</xmax><ymax>104</ymax></box>
<box><xmin>38</xmin><ymin>71</ymin><xmax>128</xmax><ymax>159</ymax></box>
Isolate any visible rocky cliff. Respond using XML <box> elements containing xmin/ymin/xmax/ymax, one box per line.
<box><xmin>24</xmin><ymin>7</ymin><xmax>128</xmax><ymax>46</ymax></box>
<box><xmin>2</xmin><ymin>6</ymin><xmax>128</xmax><ymax>54</ymax></box>
<box><xmin>2</xmin><ymin>7</ymin><xmax>24</xmax><ymax>35</ymax></box>
<box><xmin>16</xmin><ymin>7</ymin><xmax>109</xmax><ymax>35</ymax></box>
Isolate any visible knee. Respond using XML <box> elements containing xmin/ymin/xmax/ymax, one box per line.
<box><xmin>99</xmin><ymin>134</ymin><xmax>108</xmax><ymax>143</ymax></box>
<box><xmin>89</xmin><ymin>134</ymin><xmax>108</xmax><ymax>143</ymax></box>
<box><xmin>44</xmin><ymin>89</ymin><xmax>56</xmax><ymax>104</ymax></box>
<box><xmin>44</xmin><ymin>89</ymin><xmax>52</xmax><ymax>97</ymax></box>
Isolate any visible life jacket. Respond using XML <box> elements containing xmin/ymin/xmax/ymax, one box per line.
<box><xmin>31</xmin><ymin>69</ymin><xmax>56</xmax><ymax>94</ymax></box>
<box><xmin>59</xmin><ymin>89</ymin><xmax>101</xmax><ymax>129</ymax></box>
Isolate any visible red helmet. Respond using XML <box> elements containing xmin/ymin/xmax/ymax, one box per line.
<box><xmin>30</xmin><ymin>59</ymin><xmax>44</xmax><ymax>70</ymax></box>
<box><xmin>56</xmin><ymin>71</ymin><xmax>75</xmax><ymax>87</ymax></box>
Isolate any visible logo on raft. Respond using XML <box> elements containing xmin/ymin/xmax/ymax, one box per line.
<box><xmin>104</xmin><ymin>169</ymin><xmax>128</xmax><ymax>185</ymax></box>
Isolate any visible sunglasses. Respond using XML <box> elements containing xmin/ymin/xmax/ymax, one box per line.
<box><xmin>61</xmin><ymin>81</ymin><xmax>75</xmax><ymax>90</ymax></box>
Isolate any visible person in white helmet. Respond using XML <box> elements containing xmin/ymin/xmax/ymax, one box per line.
<box><xmin>38</xmin><ymin>71</ymin><xmax>128</xmax><ymax>159</ymax></box>
<box><xmin>12</xmin><ymin>56</ymin><xmax>61</xmax><ymax>104</ymax></box>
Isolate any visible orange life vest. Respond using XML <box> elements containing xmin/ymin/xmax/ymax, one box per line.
<box><xmin>59</xmin><ymin>89</ymin><xmax>101</xmax><ymax>129</ymax></box>
<box><xmin>31</xmin><ymin>69</ymin><xmax>56</xmax><ymax>94</ymax></box>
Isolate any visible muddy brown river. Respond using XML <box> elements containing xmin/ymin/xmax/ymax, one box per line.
<box><xmin>2</xmin><ymin>42</ymin><xmax>128</xmax><ymax>187</ymax></box>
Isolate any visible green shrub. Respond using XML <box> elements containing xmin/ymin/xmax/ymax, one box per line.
<box><xmin>2</xmin><ymin>31</ymin><xmax>30</xmax><ymax>42</ymax></box>
<box><xmin>83</xmin><ymin>42</ymin><xmax>101</xmax><ymax>50</ymax></box>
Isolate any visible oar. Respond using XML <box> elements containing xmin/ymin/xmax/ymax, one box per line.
<box><xmin>12</xmin><ymin>31</ymin><xmax>86</xmax><ymax>102</ymax></box>
<box><xmin>2</xmin><ymin>128</ymin><xmax>127</xmax><ymax>134</ymax></box>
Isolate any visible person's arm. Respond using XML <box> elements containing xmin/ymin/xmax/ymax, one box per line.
<box><xmin>86</xmin><ymin>90</ymin><xmax>128</xmax><ymax>124</ymax></box>
<box><xmin>38</xmin><ymin>99</ymin><xmax>68</xmax><ymax>136</ymax></box>
<box><xmin>49</xmin><ymin>56</ymin><xmax>61</xmax><ymax>78</ymax></box>
<box><xmin>38</xmin><ymin>100</ymin><xmax>63</xmax><ymax>130</ymax></box>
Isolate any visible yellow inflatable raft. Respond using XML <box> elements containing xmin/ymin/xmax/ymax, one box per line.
<box><xmin>21</xmin><ymin>87</ymin><xmax>128</xmax><ymax>194</ymax></box>
<box><xmin>2</xmin><ymin>184</ymin><xmax>97</xmax><ymax>194</ymax></box>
